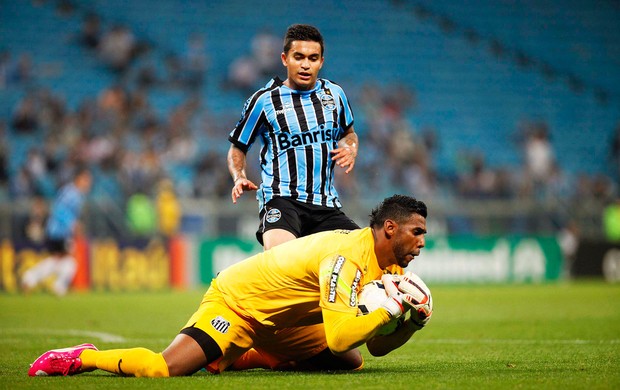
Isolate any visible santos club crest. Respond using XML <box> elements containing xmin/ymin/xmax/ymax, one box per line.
<box><xmin>211</xmin><ymin>316</ymin><xmax>230</xmax><ymax>334</ymax></box>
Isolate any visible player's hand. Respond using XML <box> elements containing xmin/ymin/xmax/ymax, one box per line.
<box><xmin>409</xmin><ymin>302</ymin><xmax>432</xmax><ymax>329</ymax></box>
<box><xmin>398</xmin><ymin>272</ymin><xmax>433</xmax><ymax>328</ymax></box>
<box><xmin>331</xmin><ymin>142</ymin><xmax>357</xmax><ymax>174</ymax></box>
<box><xmin>380</xmin><ymin>274</ymin><xmax>417</xmax><ymax>318</ymax></box>
<box><xmin>231</xmin><ymin>178</ymin><xmax>258</xmax><ymax>204</ymax></box>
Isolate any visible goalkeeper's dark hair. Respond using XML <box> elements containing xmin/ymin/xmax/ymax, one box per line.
<box><xmin>283</xmin><ymin>24</ymin><xmax>324</xmax><ymax>56</ymax></box>
<box><xmin>369</xmin><ymin>195</ymin><xmax>427</xmax><ymax>227</ymax></box>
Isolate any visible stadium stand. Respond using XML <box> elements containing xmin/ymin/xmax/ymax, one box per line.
<box><xmin>1</xmin><ymin>0</ymin><xmax>619</xmax><ymax>238</ymax></box>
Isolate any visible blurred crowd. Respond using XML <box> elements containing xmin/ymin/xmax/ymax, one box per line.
<box><xmin>1</xmin><ymin>0</ymin><xmax>618</xmax><ymax>241</ymax></box>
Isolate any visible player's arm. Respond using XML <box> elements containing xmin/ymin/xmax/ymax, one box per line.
<box><xmin>321</xmin><ymin>307</ymin><xmax>392</xmax><ymax>354</ymax></box>
<box><xmin>331</xmin><ymin>126</ymin><xmax>358</xmax><ymax>174</ymax></box>
<box><xmin>227</xmin><ymin>92</ymin><xmax>266</xmax><ymax>203</ymax></box>
<box><xmin>365</xmin><ymin>317</ymin><xmax>422</xmax><ymax>357</ymax></box>
<box><xmin>322</xmin><ymin>274</ymin><xmax>411</xmax><ymax>354</ymax></box>
<box><xmin>227</xmin><ymin>144</ymin><xmax>258</xmax><ymax>204</ymax></box>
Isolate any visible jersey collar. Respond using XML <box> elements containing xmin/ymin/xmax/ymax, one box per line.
<box><xmin>274</xmin><ymin>76</ymin><xmax>320</xmax><ymax>94</ymax></box>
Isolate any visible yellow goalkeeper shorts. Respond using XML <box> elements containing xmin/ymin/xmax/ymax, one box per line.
<box><xmin>181</xmin><ymin>281</ymin><xmax>328</xmax><ymax>373</ymax></box>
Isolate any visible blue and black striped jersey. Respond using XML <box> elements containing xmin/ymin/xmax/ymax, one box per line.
<box><xmin>46</xmin><ymin>183</ymin><xmax>86</xmax><ymax>240</ymax></box>
<box><xmin>229</xmin><ymin>77</ymin><xmax>354</xmax><ymax>210</ymax></box>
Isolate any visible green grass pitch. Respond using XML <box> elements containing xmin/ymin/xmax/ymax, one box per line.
<box><xmin>1</xmin><ymin>281</ymin><xmax>619</xmax><ymax>389</ymax></box>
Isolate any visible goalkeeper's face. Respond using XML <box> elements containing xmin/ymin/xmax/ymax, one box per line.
<box><xmin>392</xmin><ymin>214</ymin><xmax>427</xmax><ymax>268</ymax></box>
<box><xmin>281</xmin><ymin>40</ymin><xmax>324</xmax><ymax>91</ymax></box>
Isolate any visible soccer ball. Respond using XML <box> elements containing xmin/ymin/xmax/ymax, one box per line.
<box><xmin>357</xmin><ymin>280</ymin><xmax>402</xmax><ymax>335</ymax></box>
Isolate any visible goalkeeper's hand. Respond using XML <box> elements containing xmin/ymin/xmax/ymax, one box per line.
<box><xmin>398</xmin><ymin>272</ymin><xmax>433</xmax><ymax>328</ymax></box>
<box><xmin>379</xmin><ymin>274</ymin><xmax>419</xmax><ymax>318</ymax></box>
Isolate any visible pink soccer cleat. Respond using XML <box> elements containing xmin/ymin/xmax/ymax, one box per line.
<box><xmin>28</xmin><ymin>343</ymin><xmax>98</xmax><ymax>376</ymax></box>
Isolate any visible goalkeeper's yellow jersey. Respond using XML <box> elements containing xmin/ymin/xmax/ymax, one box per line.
<box><xmin>215</xmin><ymin>227</ymin><xmax>401</xmax><ymax>329</ymax></box>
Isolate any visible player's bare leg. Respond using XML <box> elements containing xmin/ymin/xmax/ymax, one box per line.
<box><xmin>161</xmin><ymin>333</ymin><xmax>209</xmax><ymax>376</ymax></box>
<box><xmin>262</xmin><ymin>228</ymin><xmax>297</xmax><ymax>250</ymax></box>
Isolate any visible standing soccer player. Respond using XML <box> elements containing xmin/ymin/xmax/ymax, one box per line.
<box><xmin>226</xmin><ymin>23</ymin><xmax>363</xmax><ymax>370</ymax></box>
<box><xmin>227</xmin><ymin>24</ymin><xmax>360</xmax><ymax>250</ymax></box>
<box><xmin>21</xmin><ymin>167</ymin><xmax>92</xmax><ymax>296</ymax></box>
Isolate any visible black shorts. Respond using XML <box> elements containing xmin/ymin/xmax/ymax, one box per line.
<box><xmin>45</xmin><ymin>237</ymin><xmax>69</xmax><ymax>255</ymax></box>
<box><xmin>256</xmin><ymin>197</ymin><xmax>360</xmax><ymax>245</ymax></box>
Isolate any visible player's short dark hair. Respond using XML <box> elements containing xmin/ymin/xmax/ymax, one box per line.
<box><xmin>283</xmin><ymin>24</ymin><xmax>324</xmax><ymax>56</ymax></box>
<box><xmin>369</xmin><ymin>195</ymin><xmax>427</xmax><ymax>227</ymax></box>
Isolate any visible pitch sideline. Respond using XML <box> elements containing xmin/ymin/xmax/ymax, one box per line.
<box><xmin>2</xmin><ymin>328</ymin><xmax>126</xmax><ymax>343</ymax></box>
<box><xmin>3</xmin><ymin>328</ymin><xmax>618</xmax><ymax>346</ymax></box>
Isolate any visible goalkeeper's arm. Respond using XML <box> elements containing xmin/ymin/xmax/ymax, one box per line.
<box><xmin>365</xmin><ymin>272</ymin><xmax>431</xmax><ymax>356</ymax></box>
<box><xmin>365</xmin><ymin>317</ymin><xmax>422</xmax><ymax>357</ymax></box>
<box><xmin>322</xmin><ymin>308</ymin><xmax>392</xmax><ymax>354</ymax></box>
<box><xmin>322</xmin><ymin>274</ymin><xmax>416</xmax><ymax>354</ymax></box>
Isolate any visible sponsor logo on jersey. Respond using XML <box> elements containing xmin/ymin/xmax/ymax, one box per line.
<box><xmin>276</xmin><ymin>126</ymin><xmax>339</xmax><ymax>150</ymax></box>
<box><xmin>328</xmin><ymin>255</ymin><xmax>346</xmax><ymax>303</ymax></box>
<box><xmin>349</xmin><ymin>269</ymin><xmax>362</xmax><ymax>307</ymax></box>
<box><xmin>266</xmin><ymin>208</ymin><xmax>281</xmax><ymax>223</ymax></box>
<box><xmin>211</xmin><ymin>316</ymin><xmax>231</xmax><ymax>334</ymax></box>
<box><xmin>275</xmin><ymin>102</ymin><xmax>294</xmax><ymax>116</ymax></box>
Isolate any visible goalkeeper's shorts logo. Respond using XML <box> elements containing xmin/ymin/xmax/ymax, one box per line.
<box><xmin>266</xmin><ymin>208</ymin><xmax>281</xmax><ymax>223</ymax></box>
<box><xmin>211</xmin><ymin>316</ymin><xmax>230</xmax><ymax>334</ymax></box>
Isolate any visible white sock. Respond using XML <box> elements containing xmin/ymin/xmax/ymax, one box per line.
<box><xmin>52</xmin><ymin>256</ymin><xmax>77</xmax><ymax>296</ymax></box>
<box><xmin>22</xmin><ymin>257</ymin><xmax>57</xmax><ymax>289</ymax></box>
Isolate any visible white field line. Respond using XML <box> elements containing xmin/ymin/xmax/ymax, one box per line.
<box><xmin>2</xmin><ymin>328</ymin><xmax>619</xmax><ymax>346</ymax></box>
<box><xmin>1</xmin><ymin>328</ymin><xmax>127</xmax><ymax>343</ymax></box>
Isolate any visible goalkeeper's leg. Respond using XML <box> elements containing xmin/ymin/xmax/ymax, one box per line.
<box><xmin>80</xmin><ymin>334</ymin><xmax>210</xmax><ymax>377</ymax></box>
<box><xmin>296</xmin><ymin>347</ymin><xmax>363</xmax><ymax>371</ymax></box>
<box><xmin>29</xmin><ymin>334</ymin><xmax>211</xmax><ymax>377</ymax></box>
<box><xmin>230</xmin><ymin>347</ymin><xmax>363</xmax><ymax>371</ymax></box>
<box><xmin>229</xmin><ymin>348</ymin><xmax>279</xmax><ymax>370</ymax></box>
<box><xmin>230</xmin><ymin>324</ymin><xmax>364</xmax><ymax>371</ymax></box>
<box><xmin>80</xmin><ymin>347</ymin><xmax>170</xmax><ymax>377</ymax></box>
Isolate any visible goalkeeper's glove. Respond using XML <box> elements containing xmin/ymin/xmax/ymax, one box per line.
<box><xmin>380</xmin><ymin>274</ymin><xmax>419</xmax><ymax>318</ymax></box>
<box><xmin>398</xmin><ymin>272</ymin><xmax>433</xmax><ymax>328</ymax></box>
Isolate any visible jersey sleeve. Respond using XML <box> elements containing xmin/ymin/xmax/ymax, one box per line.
<box><xmin>228</xmin><ymin>93</ymin><xmax>266</xmax><ymax>153</ymax></box>
<box><xmin>318</xmin><ymin>252</ymin><xmax>396</xmax><ymax>353</ymax></box>
<box><xmin>335</xmin><ymin>85</ymin><xmax>354</xmax><ymax>131</ymax></box>
<box><xmin>322</xmin><ymin>299</ymin><xmax>392</xmax><ymax>353</ymax></box>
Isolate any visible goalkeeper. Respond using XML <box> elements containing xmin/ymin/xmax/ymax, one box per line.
<box><xmin>28</xmin><ymin>195</ymin><xmax>432</xmax><ymax>377</ymax></box>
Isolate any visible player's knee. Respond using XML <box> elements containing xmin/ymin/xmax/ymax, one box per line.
<box><xmin>308</xmin><ymin>347</ymin><xmax>364</xmax><ymax>371</ymax></box>
<box><xmin>339</xmin><ymin>349</ymin><xmax>364</xmax><ymax>370</ymax></box>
